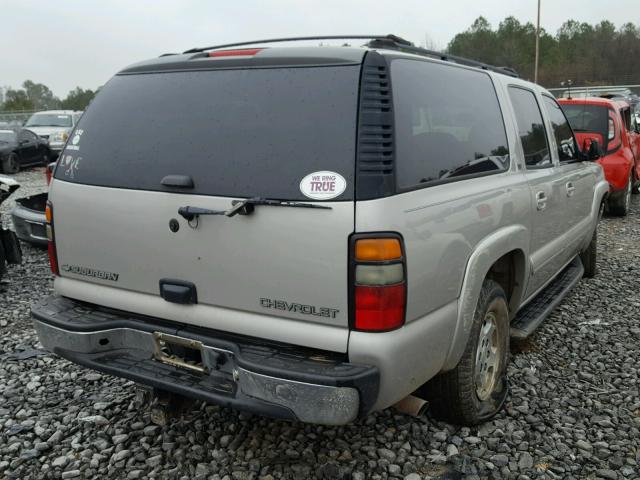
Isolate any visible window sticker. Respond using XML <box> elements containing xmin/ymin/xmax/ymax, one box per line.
<box><xmin>299</xmin><ymin>171</ymin><xmax>346</xmax><ymax>200</ymax></box>
<box><xmin>66</xmin><ymin>129</ymin><xmax>83</xmax><ymax>151</ymax></box>
<box><xmin>62</xmin><ymin>154</ymin><xmax>81</xmax><ymax>179</ymax></box>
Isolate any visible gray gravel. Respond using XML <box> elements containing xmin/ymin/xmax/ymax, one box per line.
<box><xmin>1</xmin><ymin>169</ymin><xmax>639</xmax><ymax>479</ymax></box>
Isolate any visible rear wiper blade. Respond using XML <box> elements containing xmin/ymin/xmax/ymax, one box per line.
<box><xmin>178</xmin><ymin>196</ymin><xmax>331</xmax><ymax>221</ymax></box>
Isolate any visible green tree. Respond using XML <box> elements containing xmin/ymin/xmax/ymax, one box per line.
<box><xmin>61</xmin><ymin>87</ymin><xmax>96</xmax><ymax>110</ymax></box>
<box><xmin>2</xmin><ymin>89</ymin><xmax>33</xmax><ymax>111</ymax></box>
<box><xmin>22</xmin><ymin>80</ymin><xmax>60</xmax><ymax>110</ymax></box>
<box><xmin>447</xmin><ymin>17</ymin><xmax>640</xmax><ymax>87</ymax></box>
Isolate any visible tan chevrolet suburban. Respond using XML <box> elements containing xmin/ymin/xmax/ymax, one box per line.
<box><xmin>32</xmin><ymin>35</ymin><xmax>607</xmax><ymax>425</ymax></box>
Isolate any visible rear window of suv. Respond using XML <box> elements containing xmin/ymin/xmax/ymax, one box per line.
<box><xmin>55</xmin><ymin>66</ymin><xmax>359</xmax><ymax>201</ymax></box>
<box><xmin>392</xmin><ymin>59</ymin><xmax>509</xmax><ymax>189</ymax></box>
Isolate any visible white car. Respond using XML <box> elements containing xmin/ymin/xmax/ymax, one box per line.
<box><xmin>24</xmin><ymin>110</ymin><xmax>82</xmax><ymax>158</ymax></box>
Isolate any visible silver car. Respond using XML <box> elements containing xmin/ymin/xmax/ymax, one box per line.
<box><xmin>32</xmin><ymin>36</ymin><xmax>607</xmax><ymax>426</ymax></box>
<box><xmin>24</xmin><ymin>110</ymin><xmax>82</xmax><ymax>158</ymax></box>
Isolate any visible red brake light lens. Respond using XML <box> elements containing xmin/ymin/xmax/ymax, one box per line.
<box><xmin>355</xmin><ymin>284</ymin><xmax>405</xmax><ymax>331</ymax></box>
<box><xmin>208</xmin><ymin>48</ymin><xmax>263</xmax><ymax>58</ymax></box>
<box><xmin>45</xmin><ymin>201</ymin><xmax>59</xmax><ymax>275</ymax></box>
<box><xmin>46</xmin><ymin>162</ymin><xmax>55</xmax><ymax>185</ymax></box>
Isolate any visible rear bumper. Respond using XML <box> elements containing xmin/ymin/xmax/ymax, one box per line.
<box><xmin>32</xmin><ymin>295</ymin><xmax>378</xmax><ymax>425</ymax></box>
<box><xmin>11</xmin><ymin>193</ymin><xmax>48</xmax><ymax>247</ymax></box>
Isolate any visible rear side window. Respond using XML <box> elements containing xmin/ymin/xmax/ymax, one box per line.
<box><xmin>508</xmin><ymin>87</ymin><xmax>551</xmax><ymax>168</ymax></box>
<box><xmin>542</xmin><ymin>96</ymin><xmax>578</xmax><ymax>162</ymax></box>
<box><xmin>392</xmin><ymin>60</ymin><xmax>509</xmax><ymax>189</ymax></box>
<box><xmin>55</xmin><ymin>67</ymin><xmax>360</xmax><ymax>201</ymax></box>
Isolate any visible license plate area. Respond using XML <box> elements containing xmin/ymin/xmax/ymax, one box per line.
<box><xmin>153</xmin><ymin>332</ymin><xmax>207</xmax><ymax>374</ymax></box>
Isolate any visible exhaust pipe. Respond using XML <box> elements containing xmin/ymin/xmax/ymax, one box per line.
<box><xmin>394</xmin><ymin>395</ymin><xmax>429</xmax><ymax>417</ymax></box>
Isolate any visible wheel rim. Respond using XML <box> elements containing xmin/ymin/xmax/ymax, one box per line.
<box><xmin>475</xmin><ymin>311</ymin><xmax>500</xmax><ymax>401</ymax></box>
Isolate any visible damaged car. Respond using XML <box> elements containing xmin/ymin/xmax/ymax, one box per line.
<box><xmin>0</xmin><ymin>175</ymin><xmax>22</xmax><ymax>279</ymax></box>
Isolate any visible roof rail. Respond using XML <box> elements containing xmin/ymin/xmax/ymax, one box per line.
<box><xmin>180</xmin><ymin>34</ymin><xmax>519</xmax><ymax>78</ymax></box>
<box><xmin>182</xmin><ymin>34</ymin><xmax>411</xmax><ymax>54</ymax></box>
<box><xmin>366</xmin><ymin>38</ymin><xmax>519</xmax><ymax>78</ymax></box>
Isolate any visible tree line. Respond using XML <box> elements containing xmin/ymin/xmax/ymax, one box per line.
<box><xmin>447</xmin><ymin>17</ymin><xmax>640</xmax><ymax>88</ymax></box>
<box><xmin>1</xmin><ymin>81</ymin><xmax>97</xmax><ymax>112</ymax></box>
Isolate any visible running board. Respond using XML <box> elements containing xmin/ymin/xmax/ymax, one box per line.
<box><xmin>510</xmin><ymin>257</ymin><xmax>584</xmax><ymax>339</ymax></box>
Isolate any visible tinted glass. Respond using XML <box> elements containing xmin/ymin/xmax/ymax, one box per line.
<box><xmin>508</xmin><ymin>87</ymin><xmax>551</xmax><ymax>168</ymax></box>
<box><xmin>19</xmin><ymin>130</ymin><xmax>37</xmax><ymax>142</ymax></box>
<box><xmin>561</xmin><ymin>104</ymin><xmax>608</xmax><ymax>142</ymax></box>
<box><xmin>542</xmin><ymin>96</ymin><xmax>578</xmax><ymax>162</ymax></box>
<box><xmin>55</xmin><ymin>67</ymin><xmax>360</xmax><ymax>200</ymax></box>
<box><xmin>0</xmin><ymin>131</ymin><xmax>16</xmax><ymax>142</ymax></box>
<box><xmin>26</xmin><ymin>113</ymin><xmax>72</xmax><ymax>128</ymax></box>
<box><xmin>392</xmin><ymin>60</ymin><xmax>509</xmax><ymax>188</ymax></box>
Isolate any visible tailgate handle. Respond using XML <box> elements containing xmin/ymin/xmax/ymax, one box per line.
<box><xmin>159</xmin><ymin>279</ymin><xmax>198</xmax><ymax>304</ymax></box>
<box><xmin>161</xmin><ymin>175</ymin><xmax>194</xmax><ymax>188</ymax></box>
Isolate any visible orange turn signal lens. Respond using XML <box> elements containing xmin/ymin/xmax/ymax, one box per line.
<box><xmin>355</xmin><ymin>238</ymin><xmax>402</xmax><ymax>261</ymax></box>
<box><xmin>45</xmin><ymin>204</ymin><xmax>52</xmax><ymax>223</ymax></box>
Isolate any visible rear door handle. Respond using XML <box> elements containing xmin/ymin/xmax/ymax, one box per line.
<box><xmin>566</xmin><ymin>181</ymin><xmax>576</xmax><ymax>197</ymax></box>
<box><xmin>536</xmin><ymin>191</ymin><xmax>547</xmax><ymax>211</ymax></box>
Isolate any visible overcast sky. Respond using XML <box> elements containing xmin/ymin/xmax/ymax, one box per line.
<box><xmin>2</xmin><ymin>0</ymin><xmax>638</xmax><ymax>97</ymax></box>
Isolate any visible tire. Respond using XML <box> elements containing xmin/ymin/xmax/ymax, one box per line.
<box><xmin>580</xmin><ymin>201</ymin><xmax>602</xmax><ymax>278</ymax></box>
<box><xmin>421</xmin><ymin>279</ymin><xmax>510</xmax><ymax>425</ymax></box>
<box><xmin>1</xmin><ymin>153</ymin><xmax>20</xmax><ymax>174</ymax></box>
<box><xmin>608</xmin><ymin>173</ymin><xmax>632</xmax><ymax>216</ymax></box>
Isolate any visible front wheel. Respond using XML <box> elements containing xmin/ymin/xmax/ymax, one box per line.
<box><xmin>1</xmin><ymin>153</ymin><xmax>20</xmax><ymax>174</ymax></box>
<box><xmin>421</xmin><ymin>280</ymin><xmax>510</xmax><ymax>425</ymax></box>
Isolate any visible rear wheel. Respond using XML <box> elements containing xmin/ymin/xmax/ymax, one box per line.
<box><xmin>421</xmin><ymin>279</ymin><xmax>509</xmax><ymax>425</ymax></box>
<box><xmin>609</xmin><ymin>173</ymin><xmax>632</xmax><ymax>216</ymax></box>
<box><xmin>1</xmin><ymin>153</ymin><xmax>19</xmax><ymax>174</ymax></box>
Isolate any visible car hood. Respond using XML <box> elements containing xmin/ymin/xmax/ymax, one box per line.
<box><xmin>26</xmin><ymin>126</ymin><xmax>70</xmax><ymax>136</ymax></box>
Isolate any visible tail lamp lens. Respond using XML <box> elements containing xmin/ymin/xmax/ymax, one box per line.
<box><xmin>352</xmin><ymin>237</ymin><xmax>406</xmax><ymax>332</ymax></box>
<box><xmin>45</xmin><ymin>202</ymin><xmax>59</xmax><ymax>275</ymax></box>
<box><xmin>46</xmin><ymin>163</ymin><xmax>55</xmax><ymax>185</ymax></box>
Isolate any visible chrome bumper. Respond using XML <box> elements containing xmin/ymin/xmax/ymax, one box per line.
<box><xmin>33</xmin><ymin>317</ymin><xmax>364</xmax><ymax>425</ymax></box>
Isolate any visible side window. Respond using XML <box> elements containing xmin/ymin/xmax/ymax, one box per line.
<box><xmin>621</xmin><ymin>108</ymin><xmax>631</xmax><ymax>132</ymax></box>
<box><xmin>19</xmin><ymin>130</ymin><xmax>36</xmax><ymax>143</ymax></box>
<box><xmin>607</xmin><ymin>110</ymin><xmax>621</xmax><ymax>152</ymax></box>
<box><xmin>392</xmin><ymin>59</ymin><xmax>510</xmax><ymax>189</ymax></box>
<box><xmin>542</xmin><ymin>95</ymin><xmax>578</xmax><ymax>162</ymax></box>
<box><xmin>508</xmin><ymin>87</ymin><xmax>551</xmax><ymax>168</ymax></box>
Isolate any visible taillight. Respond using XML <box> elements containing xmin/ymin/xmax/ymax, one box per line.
<box><xmin>45</xmin><ymin>201</ymin><xmax>59</xmax><ymax>275</ymax></box>
<box><xmin>351</xmin><ymin>235</ymin><xmax>406</xmax><ymax>331</ymax></box>
<box><xmin>46</xmin><ymin>162</ymin><xmax>55</xmax><ymax>185</ymax></box>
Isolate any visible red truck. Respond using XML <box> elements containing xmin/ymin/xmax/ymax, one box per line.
<box><xmin>559</xmin><ymin>97</ymin><xmax>640</xmax><ymax>216</ymax></box>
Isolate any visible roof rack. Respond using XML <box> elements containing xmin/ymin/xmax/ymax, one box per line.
<box><xmin>366</xmin><ymin>37</ymin><xmax>519</xmax><ymax>78</ymax></box>
<box><xmin>182</xmin><ymin>35</ymin><xmax>410</xmax><ymax>54</ymax></box>
<box><xmin>181</xmin><ymin>34</ymin><xmax>519</xmax><ymax>78</ymax></box>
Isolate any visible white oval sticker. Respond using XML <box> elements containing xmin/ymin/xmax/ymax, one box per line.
<box><xmin>299</xmin><ymin>171</ymin><xmax>346</xmax><ymax>200</ymax></box>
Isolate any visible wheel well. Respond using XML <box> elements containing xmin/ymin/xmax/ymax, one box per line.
<box><xmin>485</xmin><ymin>250</ymin><xmax>526</xmax><ymax>318</ymax></box>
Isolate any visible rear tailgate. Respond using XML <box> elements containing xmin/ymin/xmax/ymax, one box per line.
<box><xmin>50</xmin><ymin>62</ymin><xmax>360</xmax><ymax>352</ymax></box>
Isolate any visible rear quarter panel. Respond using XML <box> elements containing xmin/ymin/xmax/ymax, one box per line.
<box><xmin>351</xmin><ymin>172</ymin><xmax>532</xmax><ymax>409</ymax></box>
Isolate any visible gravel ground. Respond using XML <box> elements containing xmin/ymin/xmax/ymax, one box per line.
<box><xmin>0</xmin><ymin>169</ymin><xmax>639</xmax><ymax>480</ymax></box>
